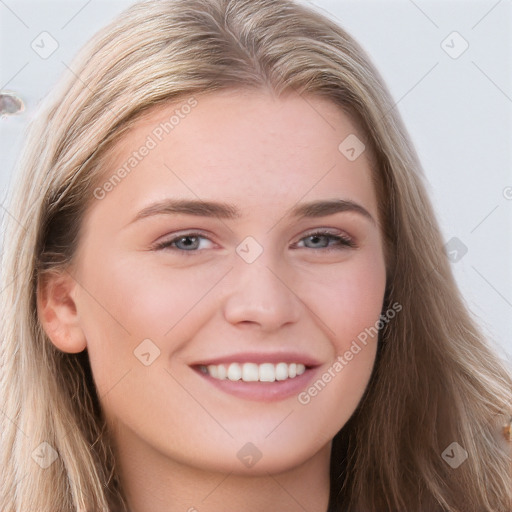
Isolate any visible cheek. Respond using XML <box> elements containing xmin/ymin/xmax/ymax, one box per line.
<box><xmin>294</xmin><ymin>255</ymin><xmax>386</xmax><ymax>430</ymax></box>
<box><xmin>77</xmin><ymin>252</ymin><xmax>228</xmax><ymax>385</ymax></box>
<box><xmin>81</xmin><ymin>249</ymin><xmax>219</xmax><ymax>333</ymax></box>
<box><xmin>299</xmin><ymin>251</ymin><xmax>387</xmax><ymax>352</ymax></box>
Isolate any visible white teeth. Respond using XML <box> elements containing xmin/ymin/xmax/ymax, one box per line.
<box><xmin>242</xmin><ymin>362</ymin><xmax>259</xmax><ymax>382</ymax></box>
<box><xmin>217</xmin><ymin>364</ymin><xmax>227</xmax><ymax>379</ymax></box>
<box><xmin>201</xmin><ymin>362</ymin><xmax>307</xmax><ymax>382</ymax></box>
<box><xmin>227</xmin><ymin>362</ymin><xmax>242</xmax><ymax>381</ymax></box>
<box><xmin>259</xmin><ymin>363</ymin><xmax>275</xmax><ymax>382</ymax></box>
<box><xmin>207</xmin><ymin>364</ymin><xmax>218</xmax><ymax>378</ymax></box>
<box><xmin>275</xmin><ymin>362</ymin><xmax>288</xmax><ymax>381</ymax></box>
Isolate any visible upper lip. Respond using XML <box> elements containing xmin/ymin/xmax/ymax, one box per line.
<box><xmin>190</xmin><ymin>352</ymin><xmax>322</xmax><ymax>368</ymax></box>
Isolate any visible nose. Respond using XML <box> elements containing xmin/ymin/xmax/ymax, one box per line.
<box><xmin>222</xmin><ymin>251</ymin><xmax>303</xmax><ymax>332</ymax></box>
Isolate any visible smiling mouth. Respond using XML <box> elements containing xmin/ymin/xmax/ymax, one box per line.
<box><xmin>197</xmin><ymin>362</ymin><xmax>308</xmax><ymax>382</ymax></box>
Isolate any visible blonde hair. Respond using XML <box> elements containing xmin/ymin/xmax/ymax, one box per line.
<box><xmin>1</xmin><ymin>0</ymin><xmax>510</xmax><ymax>510</ymax></box>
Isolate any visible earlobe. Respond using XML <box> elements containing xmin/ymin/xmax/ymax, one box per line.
<box><xmin>37</xmin><ymin>270</ymin><xmax>87</xmax><ymax>354</ymax></box>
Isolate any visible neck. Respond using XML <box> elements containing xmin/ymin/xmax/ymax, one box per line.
<box><xmin>112</xmin><ymin>424</ymin><xmax>332</xmax><ymax>512</ymax></box>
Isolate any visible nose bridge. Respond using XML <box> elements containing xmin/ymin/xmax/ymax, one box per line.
<box><xmin>221</xmin><ymin>236</ymin><xmax>302</xmax><ymax>329</ymax></box>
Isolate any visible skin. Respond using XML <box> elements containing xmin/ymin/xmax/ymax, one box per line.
<box><xmin>38</xmin><ymin>89</ymin><xmax>387</xmax><ymax>512</ymax></box>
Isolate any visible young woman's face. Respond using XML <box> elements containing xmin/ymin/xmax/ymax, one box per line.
<box><xmin>70</xmin><ymin>89</ymin><xmax>387</xmax><ymax>474</ymax></box>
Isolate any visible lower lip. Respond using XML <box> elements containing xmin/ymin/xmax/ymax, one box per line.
<box><xmin>193</xmin><ymin>366</ymin><xmax>320</xmax><ymax>402</ymax></box>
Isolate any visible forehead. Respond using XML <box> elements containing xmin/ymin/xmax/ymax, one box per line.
<box><xmin>92</xmin><ymin>89</ymin><xmax>379</xmax><ymax>223</ymax></box>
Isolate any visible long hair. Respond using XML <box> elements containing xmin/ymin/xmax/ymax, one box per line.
<box><xmin>1</xmin><ymin>0</ymin><xmax>510</xmax><ymax>510</ymax></box>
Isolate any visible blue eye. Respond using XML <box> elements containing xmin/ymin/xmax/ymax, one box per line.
<box><xmin>153</xmin><ymin>230</ymin><xmax>356</xmax><ymax>253</ymax></box>
<box><xmin>154</xmin><ymin>232</ymin><xmax>213</xmax><ymax>252</ymax></box>
<box><xmin>294</xmin><ymin>231</ymin><xmax>356</xmax><ymax>250</ymax></box>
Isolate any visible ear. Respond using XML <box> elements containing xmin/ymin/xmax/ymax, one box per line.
<box><xmin>37</xmin><ymin>270</ymin><xmax>87</xmax><ymax>353</ymax></box>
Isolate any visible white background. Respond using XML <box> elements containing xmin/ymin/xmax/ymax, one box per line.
<box><xmin>1</xmin><ymin>0</ymin><xmax>511</xmax><ymax>364</ymax></box>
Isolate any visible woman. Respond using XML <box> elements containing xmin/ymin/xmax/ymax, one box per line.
<box><xmin>1</xmin><ymin>0</ymin><xmax>510</xmax><ymax>511</ymax></box>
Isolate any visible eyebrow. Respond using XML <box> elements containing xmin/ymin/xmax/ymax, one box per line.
<box><xmin>129</xmin><ymin>198</ymin><xmax>376</xmax><ymax>226</ymax></box>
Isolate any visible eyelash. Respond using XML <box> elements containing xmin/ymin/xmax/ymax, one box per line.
<box><xmin>152</xmin><ymin>230</ymin><xmax>357</xmax><ymax>253</ymax></box>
